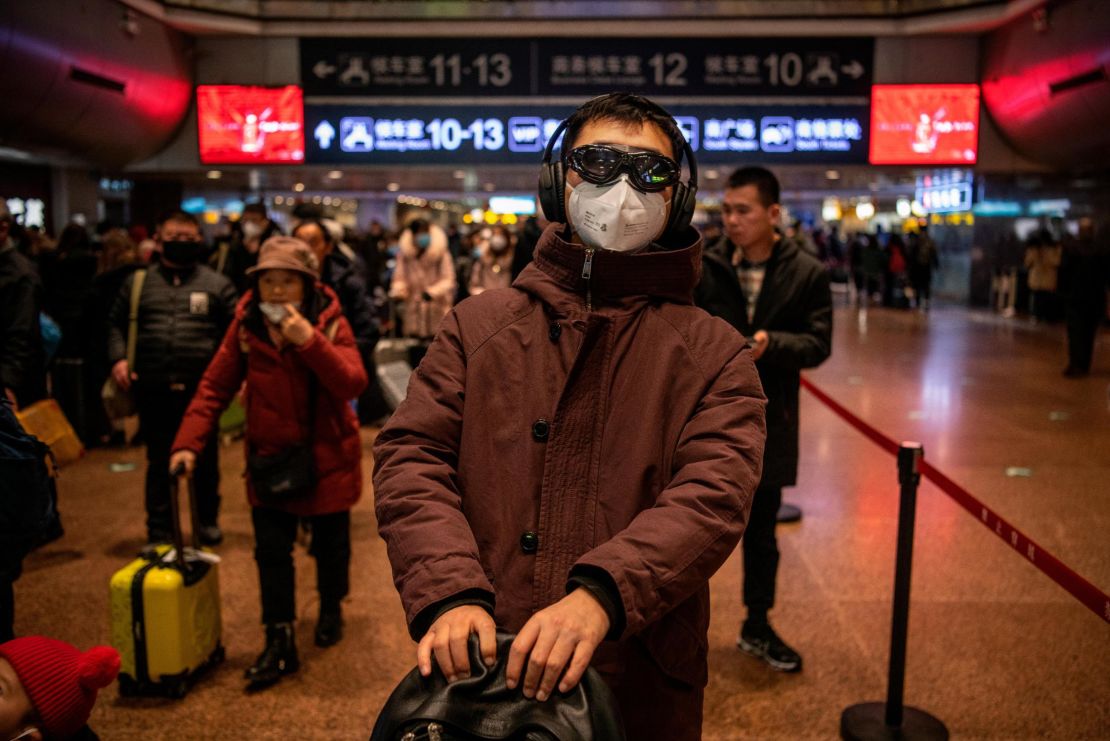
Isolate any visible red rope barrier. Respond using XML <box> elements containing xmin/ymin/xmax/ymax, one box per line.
<box><xmin>800</xmin><ymin>376</ymin><xmax>1110</xmax><ymax>625</ymax></box>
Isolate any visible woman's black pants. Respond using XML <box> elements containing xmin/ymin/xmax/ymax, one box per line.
<box><xmin>251</xmin><ymin>506</ymin><xmax>350</xmax><ymax>625</ymax></box>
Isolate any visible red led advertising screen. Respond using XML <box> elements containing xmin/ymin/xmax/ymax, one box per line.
<box><xmin>197</xmin><ymin>85</ymin><xmax>305</xmax><ymax>164</ymax></box>
<box><xmin>869</xmin><ymin>84</ymin><xmax>980</xmax><ymax>165</ymax></box>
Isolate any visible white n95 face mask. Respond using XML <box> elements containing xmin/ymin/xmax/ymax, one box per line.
<box><xmin>567</xmin><ymin>175</ymin><xmax>668</xmax><ymax>253</ymax></box>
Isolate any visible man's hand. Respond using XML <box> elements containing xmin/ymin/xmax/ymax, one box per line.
<box><xmin>279</xmin><ymin>304</ymin><xmax>315</xmax><ymax>347</ymax></box>
<box><xmin>417</xmin><ymin>605</ymin><xmax>497</xmax><ymax>682</ymax></box>
<box><xmin>506</xmin><ymin>588</ymin><xmax>609</xmax><ymax>701</ymax></box>
<box><xmin>169</xmin><ymin>449</ymin><xmax>197</xmax><ymax>476</ymax></box>
<box><xmin>750</xmin><ymin>330</ymin><xmax>770</xmax><ymax>360</ymax></box>
<box><xmin>111</xmin><ymin>359</ymin><xmax>136</xmax><ymax>390</ymax></box>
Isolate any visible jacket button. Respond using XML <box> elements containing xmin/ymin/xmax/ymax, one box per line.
<box><xmin>520</xmin><ymin>531</ymin><xmax>539</xmax><ymax>554</ymax></box>
<box><xmin>531</xmin><ymin>418</ymin><xmax>550</xmax><ymax>441</ymax></box>
<box><xmin>549</xmin><ymin>322</ymin><xmax>562</xmax><ymax>342</ymax></box>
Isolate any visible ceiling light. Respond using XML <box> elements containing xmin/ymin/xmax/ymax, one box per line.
<box><xmin>206</xmin><ymin>170</ymin><xmax>222</xmax><ymax>180</ymax></box>
<box><xmin>453</xmin><ymin>170</ymin><xmax>466</xmax><ymax>180</ymax></box>
<box><xmin>312</xmin><ymin>196</ymin><xmax>322</xmax><ymax>204</ymax></box>
<box><xmin>274</xmin><ymin>196</ymin><xmax>285</xmax><ymax>205</ymax></box>
<box><xmin>327</xmin><ymin>170</ymin><xmax>343</xmax><ymax>180</ymax></box>
<box><xmin>483</xmin><ymin>183</ymin><xmax>496</xmax><ymax>192</ymax></box>
<box><xmin>825</xmin><ymin>170</ymin><xmax>840</xmax><ymax>181</ymax></box>
<box><xmin>706</xmin><ymin>170</ymin><xmax>719</xmax><ymax>180</ymax></box>
<box><xmin>293</xmin><ymin>183</ymin><xmax>305</xmax><ymax>192</ymax></box>
<box><xmin>387</xmin><ymin>183</ymin><xmax>400</xmax><ymax>192</ymax></box>
<box><xmin>896</xmin><ymin>198</ymin><xmax>912</xmax><ymax>218</ymax></box>
<box><xmin>855</xmin><ymin>201</ymin><xmax>875</xmax><ymax>220</ymax></box>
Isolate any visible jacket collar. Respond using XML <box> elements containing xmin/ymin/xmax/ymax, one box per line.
<box><xmin>156</xmin><ymin>259</ymin><xmax>198</xmax><ymax>281</ymax></box>
<box><xmin>514</xmin><ymin>223</ymin><xmax>702</xmax><ymax>315</ymax></box>
<box><xmin>708</xmin><ymin>234</ymin><xmax>795</xmax><ymax>269</ymax></box>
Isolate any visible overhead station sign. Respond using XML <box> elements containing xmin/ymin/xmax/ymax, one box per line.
<box><xmin>300</xmin><ymin>37</ymin><xmax>874</xmax><ymax>98</ymax></box>
<box><xmin>197</xmin><ymin>85</ymin><xmax>305</xmax><ymax>164</ymax></box>
<box><xmin>304</xmin><ymin>104</ymin><xmax>869</xmax><ymax>165</ymax></box>
<box><xmin>869</xmin><ymin>84</ymin><xmax>980</xmax><ymax>165</ymax></box>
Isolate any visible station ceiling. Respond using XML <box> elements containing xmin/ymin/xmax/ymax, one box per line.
<box><xmin>132</xmin><ymin>0</ymin><xmax>1043</xmax><ymax>34</ymax></box>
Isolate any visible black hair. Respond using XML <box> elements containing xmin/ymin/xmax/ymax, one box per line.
<box><xmin>244</xmin><ymin>272</ymin><xmax>322</xmax><ymax>343</ymax></box>
<box><xmin>726</xmin><ymin>166</ymin><xmax>780</xmax><ymax>207</ymax></box>
<box><xmin>243</xmin><ymin>202</ymin><xmax>267</xmax><ymax>218</ymax></box>
<box><xmin>408</xmin><ymin>218</ymin><xmax>430</xmax><ymax>234</ymax></box>
<box><xmin>292</xmin><ymin>219</ymin><xmax>333</xmax><ymax>245</ymax></box>
<box><xmin>57</xmin><ymin>223</ymin><xmax>92</xmax><ymax>255</ymax></box>
<box><xmin>561</xmin><ymin>93</ymin><xmax>686</xmax><ymax>163</ymax></box>
<box><xmin>159</xmin><ymin>210</ymin><xmax>201</xmax><ymax>230</ymax></box>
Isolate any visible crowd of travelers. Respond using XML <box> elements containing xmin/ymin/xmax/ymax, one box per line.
<box><xmin>0</xmin><ymin>92</ymin><xmax>1106</xmax><ymax>738</ymax></box>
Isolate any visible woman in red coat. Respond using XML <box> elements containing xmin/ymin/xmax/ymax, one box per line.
<box><xmin>170</xmin><ymin>236</ymin><xmax>367</xmax><ymax>690</ymax></box>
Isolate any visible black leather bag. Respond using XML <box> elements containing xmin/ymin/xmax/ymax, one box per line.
<box><xmin>247</xmin><ymin>444</ymin><xmax>314</xmax><ymax>502</ymax></box>
<box><xmin>371</xmin><ymin>632</ymin><xmax>625</xmax><ymax>741</ymax></box>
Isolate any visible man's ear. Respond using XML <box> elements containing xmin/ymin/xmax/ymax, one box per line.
<box><xmin>768</xmin><ymin>203</ymin><xmax>783</xmax><ymax>225</ymax></box>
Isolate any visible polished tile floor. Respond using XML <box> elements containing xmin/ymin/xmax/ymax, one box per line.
<box><xmin>13</xmin><ymin>304</ymin><xmax>1109</xmax><ymax>739</ymax></box>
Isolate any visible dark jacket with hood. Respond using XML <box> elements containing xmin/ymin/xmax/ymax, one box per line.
<box><xmin>322</xmin><ymin>250</ymin><xmax>379</xmax><ymax>352</ymax></box>
<box><xmin>695</xmin><ymin>236</ymin><xmax>832</xmax><ymax>489</ymax></box>
<box><xmin>108</xmin><ymin>261</ymin><xmax>238</xmax><ymax>389</ymax></box>
<box><xmin>374</xmin><ymin>224</ymin><xmax>767</xmax><ymax>695</ymax></box>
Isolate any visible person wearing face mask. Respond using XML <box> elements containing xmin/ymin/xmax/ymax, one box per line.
<box><xmin>107</xmin><ymin>212</ymin><xmax>237</xmax><ymax>546</ymax></box>
<box><xmin>170</xmin><ymin>236</ymin><xmax>366</xmax><ymax>690</ymax></box>
<box><xmin>467</xmin><ymin>225</ymin><xmax>516</xmax><ymax>297</ymax></box>
<box><xmin>374</xmin><ymin>94</ymin><xmax>766</xmax><ymax>740</ymax></box>
<box><xmin>216</xmin><ymin>202</ymin><xmax>283</xmax><ymax>293</ymax></box>
<box><xmin>388</xmin><ymin>219</ymin><xmax>456</xmax><ymax>339</ymax></box>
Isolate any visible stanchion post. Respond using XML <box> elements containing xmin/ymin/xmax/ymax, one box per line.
<box><xmin>886</xmin><ymin>443</ymin><xmax>922</xmax><ymax>727</ymax></box>
<box><xmin>840</xmin><ymin>442</ymin><xmax>949</xmax><ymax>741</ymax></box>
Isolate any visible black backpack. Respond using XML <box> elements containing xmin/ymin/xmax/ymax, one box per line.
<box><xmin>0</xmin><ymin>398</ymin><xmax>62</xmax><ymax>559</ymax></box>
<box><xmin>371</xmin><ymin>632</ymin><xmax>625</xmax><ymax>741</ymax></box>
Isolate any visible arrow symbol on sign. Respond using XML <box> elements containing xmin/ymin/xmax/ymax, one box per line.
<box><xmin>313</xmin><ymin>61</ymin><xmax>337</xmax><ymax>79</ymax></box>
<box><xmin>314</xmin><ymin>121</ymin><xmax>336</xmax><ymax>149</ymax></box>
<box><xmin>841</xmin><ymin>60</ymin><xmax>864</xmax><ymax>79</ymax></box>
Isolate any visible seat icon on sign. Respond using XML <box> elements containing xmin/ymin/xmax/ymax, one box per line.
<box><xmin>340</xmin><ymin>117</ymin><xmax>375</xmax><ymax>152</ymax></box>
<box><xmin>508</xmin><ymin>117</ymin><xmax>544</xmax><ymax>153</ymax></box>
<box><xmin>760</xmin><ymin>117</ymin><xmax>795</xmax><ymax>153</ymax></box>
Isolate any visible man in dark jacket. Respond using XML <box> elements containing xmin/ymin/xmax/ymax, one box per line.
<box><xmin>0</xmin><ymin>204</ymin><xmax>47</xmax><ymax>410</ymax></box>
<box><xmin>374</xmin><ymin>94</ymin><xmax>766</xmax><ymax>740</ymax></box>
<box><xmin>695</xmin><ymin>166</ymin><xmax>832</xmax><ymax>673</ymax></box>
<box><xmin>108</xmin><ymin>211</ymin><xmax>237</xmax><ymax>545</ymax></box>
<box><xmin>292</xmin><ymin>219</ymin><xmax>386</xmax><ymax>422</ymax></box>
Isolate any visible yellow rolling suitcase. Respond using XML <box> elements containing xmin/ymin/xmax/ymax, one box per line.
<box><xmin>109</xmin><ymin>472</ymin><xmax>223</xmax><ymax>697</ymax></box>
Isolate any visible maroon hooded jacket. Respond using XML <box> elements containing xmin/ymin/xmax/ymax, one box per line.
<box><xmin>173</xmin><ymin>285</ymin><xmax>367</xmax><ymax>516</ymax></box>
<box><xmin>373</xmin><ymin>224</ymin><xmax>766</xmax><ymax>690</ymax></box>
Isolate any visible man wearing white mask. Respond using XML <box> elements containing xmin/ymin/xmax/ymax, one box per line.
<box><xmin>374</xmin><ymin>94</ymin><xmax>767</xmax><ymax>739</ymax></box>
<box><xmin>219</xmin><ymin>202</ymin><xmax>282</xmax><ymax>293</ymax></box>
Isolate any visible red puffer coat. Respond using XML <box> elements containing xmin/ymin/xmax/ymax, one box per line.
<box><xmin>173</xmin><ymin>286</ymin><xmax>368</xmax><ymax>515</ymax></box>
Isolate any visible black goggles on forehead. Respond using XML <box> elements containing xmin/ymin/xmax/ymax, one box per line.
<box><xmin>565</xmin><ymin>144</ymin><xmax>681</xmax><ymax>193</ymax></box>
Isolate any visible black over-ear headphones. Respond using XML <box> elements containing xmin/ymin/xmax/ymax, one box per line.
<box><xmin>538</xmin><ymin>94</ymin><xmax>699</xmax><ymax>242</ymax></box>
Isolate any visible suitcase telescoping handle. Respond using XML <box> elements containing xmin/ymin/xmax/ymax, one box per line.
<box><xmin>168</xmin><ymin>465</ymin><xmax>201</xmax><ymax>570</ymax></box>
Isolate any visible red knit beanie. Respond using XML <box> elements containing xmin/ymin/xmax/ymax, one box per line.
<box><xmin>0</xmin><ymin>637</ymin><xmax>119</xmax><ymax>739</ymax></box>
